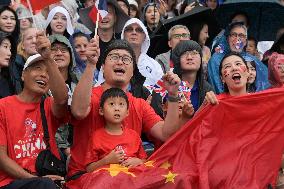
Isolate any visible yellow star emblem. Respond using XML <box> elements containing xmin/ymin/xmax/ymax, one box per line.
<box><xmin>159</xmin><ymin>161</ymin><xmax>171</xmax><ymax>169</ymax></box>
<box><xmin>144</xmin><ymin>160</ymin><xmax>155</xmax><ymax>167</ymax></box>
<box><xmin>162</xmin><ymin>171</ymin><xmax>178</xmax><ymax>183</ymax></box>
<box><xmin>94</xmin><ymin>164</ymin><xmax>136</xmax><ymax>177</ymax></box>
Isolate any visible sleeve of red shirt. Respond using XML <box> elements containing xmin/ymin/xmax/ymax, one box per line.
<box><xmin>0</xmin><ymin>104</ymin><xmax>7</xmax><ymax>146</ymax></box>
<box><xmin>141</xmin><ymin>99</ymin><xmax>162</xmax><ymax>133</ymax></box>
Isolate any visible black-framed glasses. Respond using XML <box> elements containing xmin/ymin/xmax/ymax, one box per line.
<box><xmin>107</xmin><ymin>53</ymin><xmax>133</xmax><ymax>65</ymax></box>
<box><xmin>171</xmin><ymin>33</ymin><xmax>190</xmax><ymax>39</ymax></box>
<box><xmin>124</xmin><ymin>26</ymin><xmax>144</xmax><ymax>34</ymax></box>
<box><xmin>229</xmin><ymin>32</ymin><xmax>247</xmax><ymax>39</ymax></box>
<box><xmin>181</xmin><ymin>50</ymin><xmax>200</xmax><ymax>58</ymax></box>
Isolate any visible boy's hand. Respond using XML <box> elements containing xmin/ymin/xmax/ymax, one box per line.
<box><xmin>121</xmin><ymin>158</ymin><xmax>144</xmax><ymax>168</ymax></box>
<box><xmin>105</xmin><ymin>150</ymin><xmax>125</xmax><ymax>164</ymax></box>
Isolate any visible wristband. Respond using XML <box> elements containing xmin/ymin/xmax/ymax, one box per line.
<box><xmin>167</xmin><ymin>95</ymin><xmax>180</xmax><ymax>102</ymax></box>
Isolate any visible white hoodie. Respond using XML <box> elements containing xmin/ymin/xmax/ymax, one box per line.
<box><xmin>96</xmin><ymin>18</ymin><xmax>163</xmax><ymax>86</ymax></box>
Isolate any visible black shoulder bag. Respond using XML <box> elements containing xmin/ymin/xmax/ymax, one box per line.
<box><xmin>35</xmin><ymin>97</ymin><xmax>67</xmax><ymax>177</ymax></box>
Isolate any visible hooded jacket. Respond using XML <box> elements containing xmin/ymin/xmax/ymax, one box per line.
<box><xmin>121</xmin><ymin>18</ymin><xmax>164</xmax><ymax>86</ymax></box>
<box><xmin>207</xmin><ymin>24</ymin><xmax>270</xmax><ymax>94</ymax></box>
<box><xmin>46</xmin><ymin>6</ymin><xmax>74</xmax><ymax>37</ymax></box>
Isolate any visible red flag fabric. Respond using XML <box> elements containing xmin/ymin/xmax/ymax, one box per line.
<box><xmin>89</xmin><ymin>0</ymin><xmax>108</xmax><ymax>23</ymax></box>
<box><xmin>79</xmin><ymin>88</ymin><xmax>284</xmax><ymax>189</ymax></box>
<box><xmin>21</xmin><ymin>0</ymin><xmax>60</xmax><ymax>12</ymax></box>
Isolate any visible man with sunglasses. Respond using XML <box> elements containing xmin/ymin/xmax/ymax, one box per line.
<box><xmin>155</xmin><ymin>24</ymin><xmax>191</xmax><ymax>73</ymax></box>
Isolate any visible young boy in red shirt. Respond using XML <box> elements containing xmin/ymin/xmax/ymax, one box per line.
<box><xmin>86</xmin><ymin>88</ymin><xmax>147</xmax><ymax>172</ymax></box>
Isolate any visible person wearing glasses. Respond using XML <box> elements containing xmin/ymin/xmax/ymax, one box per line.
<box><xmin>207</xmin><ymin>22</ymin><xmax>270</xmax><ymax>94</ymax></box>
<box><xmin>67</xmin><ymin>39</ymin><xmax>182</xmax><ymax>188</ymax></box>
<box><xmin>155</xmin><ymin>25</ymin><xmax>191</xmax><ymax>74</ymax></box>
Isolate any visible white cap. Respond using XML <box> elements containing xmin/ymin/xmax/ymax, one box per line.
<box><xmin>23</xmin><ymin>54</ymin><xmax>44</xmax><ymax>71</ymax></box>
<box><xmin>128</xmin><ymin>0</ymin><xmax>138</xmax><ymax>8</ymax></box>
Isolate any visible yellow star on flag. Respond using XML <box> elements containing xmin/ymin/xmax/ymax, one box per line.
<box><xmin>159</xmin><ymin>161</ymin><xmax>171</xmax><ymax>169</ymax></box>
<box><xmin>94</xmin><ymin>164</ymin><xmax>136</xmax><ymax>177</ymax></box>
<box><xmin>162</xmin><ymin>171</ymin><xmax>178</xmax><ymax>183</ymax></box>
<box><xmin>144</xmin><ymin>160</ymin><xmax>155</xmax><ymax>167</ymax></box>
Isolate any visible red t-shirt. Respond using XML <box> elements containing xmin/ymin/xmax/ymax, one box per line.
<box><xmin>0</xmin><ymin>96</ymin><xmax>64</xmax><ymax>187</ymax></box>
<box><xmin>86</xmin><ymin>127</ymin><xmax>147</xmax><ymax>167</ymax></box>
<box><xmin>68</xmin><ymin>86</ymin><xmax>161</xmax><ymax>179</ymax></box>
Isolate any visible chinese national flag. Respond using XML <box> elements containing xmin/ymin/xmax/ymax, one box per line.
<box><xmin>77</xmin><ymin>88</ymin><xmax>284</xmax><ymax>188</ymax></box>
<box><xmin>21</xmin><ymin>0</ymin><xmax>60</xmax><ymax>12</ymax></box>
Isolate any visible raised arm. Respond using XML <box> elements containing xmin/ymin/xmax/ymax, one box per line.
<box><xmin>150</xmin><ymin>72</ymin><xmax>181</xmax><ymax>141</ymax></box>
<box><xmin>71</xmin><ymin>37</ymin><xmax>100</xmax><ymax>120</ymax></box>
<box><xmin>36</xmin><ymin>31</ymin><xmax>68</xmax><ymax>118</ymax></box>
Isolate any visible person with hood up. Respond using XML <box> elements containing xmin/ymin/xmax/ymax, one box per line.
<box><xmin>268</xmin><ymin>52</ymin><xmax>284</xmax><ymax>88</ymax></box>
<box><xmin>141</xmin><ymin>2</ymin><xmax>162</xmax><ymax>36</ymax></box>
<box><xmin>207</xmin><ymin>22</ymin><xmax>270</xmax><ymax>94</ymax></box>
<box><xmin>15</xmin><ymin>5</ymin><xmax>33</xmax><ymax>34</ymax></box>
<box><xmin>49</xmin><ymin>34</ymin><xmax>79</xmax><ymax>161</ymax></box>
<box><xmin>45</xmin><ymin>6</ymin><xmax>74</xmax><ymax>38</ymax></box>
<box><xmin>97</xmin><ymin>18</ymin><xmax>164</xmax><ymax>87</ymax></box>
<box><xmin>172</xmin><ymin>40</ymin><xmax>214</xmax><ymax>112</ymax></box>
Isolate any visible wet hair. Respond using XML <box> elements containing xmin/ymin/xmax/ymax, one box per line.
<box><xmin>219</xmin><ymin>52</ymin><xmax>248</xmax><ymax>93</ymax></box>
<box><xmin>100</xmin><ymin>87</ymin><xmax>129</xmax><ymax>108</ymax></box>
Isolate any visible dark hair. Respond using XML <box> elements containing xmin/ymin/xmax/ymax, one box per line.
<box><xmin>230</xmin><ymin>11</ymin><xmax>250</xmax><ymax>27</ymax></box>
<box><xmin>72</xmin><ymin>32</ymin><xmax>91</xmax><ymax>42</ymax></box>
<box><xmin>46</xmin><ymin>24</ymin><xmax>70</xmax><ymax>38</ymax></box>
<box><xmin>100</xmin><ymin>88</ymin><xmax>129</xmax><ymax>108</ymax></box>
<box><xmin>247</xmin><ymin>36</ymin><xmax>258</xmax><ymax>46</ymax></box>
<box><xmin>117</xmin><ymin>0</ymin><xmax>130</xmax><ymax>15</ymax></box>
<box><xmin>0</xmin><ymin>6</ymin><xmax>20</xmax><ymax>43</ymax></box>
<box><xmin>189</xmin><ymin>21</ymin><xmax>208</xmax><ymax>46</ymax></box>
<box><xmin>219</xmin><ymin>52</ymin><xmax>248</xmax><ymax>93</ymax></box>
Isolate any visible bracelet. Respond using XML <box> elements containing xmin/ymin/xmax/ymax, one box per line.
<box><xmin>167</xmin><ymin>95</ymin><xmax>180</xmax><ymax>102</ymax></box>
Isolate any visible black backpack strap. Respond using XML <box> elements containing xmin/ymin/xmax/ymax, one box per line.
<box><xmin>40</xmin><ymin>96</ymin><xmax>50</xmax><ymax>149</ymax></box>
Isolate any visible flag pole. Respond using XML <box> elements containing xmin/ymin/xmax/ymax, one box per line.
<box><xmin>26</xmin><ymin>0</ymin><xmax>39</xmax><ymax>29</ymax></box>
<box><xmin>94</xmin><ymin>12</ymin><xmax>100</xmax><ymax>37</ymax></box>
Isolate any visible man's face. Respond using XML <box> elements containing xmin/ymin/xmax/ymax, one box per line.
<box><xmin>123</xmin><ymin>23</ymin><xmax>146</xmax><ymax>49</ymax></box>
<box><xmin>22</xmin><ymin>61</ymin><xmax>50</xmax><ymax>95</ymax></box>
<box><xmin>168</xmin><ymin>27</ymin><xmax>190</xmax><ymax>49</ymax></box>
<box><xmin>22</xmin><ymin>28</ymin><xmax>38</xmax><ymax>56</ymax></box>
<box><xmin>50</xmin><ymin>42</ymin><xmax>71</xmax><ymax>69</ymax></box>
<box><xmin>103</xmin><ymin>49</ymin><xmax>134</xmax><ymax>87</ymax></box>
<box><xmin>98</xmin><ymin>5</ymin><xmax>116</xmax><ymax>30</ymax></box>
<box><xmin>228</xmin><ymin>26</ymin><xmax>247</xmax><ymax>53</ymax></box>
<box><xmin>180</xmin><ymin>50</ymin><xmax>201</xmax><ymax>72</ymax></box>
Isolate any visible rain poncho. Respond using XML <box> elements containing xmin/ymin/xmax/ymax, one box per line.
<box><xmin>268</xmin><ymin>52</ymin><xmax>284</xmax><ymax>88</ymax></box>
<box><xmin>207</xmin><ymin>25</ymin><xmax>270</xmax><ymax>94</ymax></box>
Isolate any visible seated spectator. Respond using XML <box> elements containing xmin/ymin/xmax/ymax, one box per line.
<box><xmin>45</xmin><ymin>6</ymin><xmax>74</xmax><ymax>38</ymax></box>
<box><xmin>246</xmin><ymin>36</ymin><xmax>262</xmax><ymax>60</ymax></box>
<box><xmin>86</xmin><ymin>88</ymin><xmax>147</xmax><ymax>172</ymax></box>
<box><xmin>0</xmin><ymin>32</ymin><xmax>16</xmax><ymax>98</ymax></box>
<box><xmin>172</xmin><ymin>40</ymin><xmax>214</xmax><ymax>112</ymax></box>
<box><xmin>0</xmin><ymin>6</ymin><xmax>20</xmax><ymax>43</ymax></box>
<box><xmin>207</xmin><ymin>22</ymin><xmax>269</xmax><ymax>94</ymax></box>
<box><xmin>188</xmin><ymin>21</ymin><xmax>211</xmax><ymax>80</ymax></box>
<box><xmin>66</xmin><ymin>39</ymin><xmax>181</xmax><ymax>189</ymax></box>
<box><xmin>0</xmin><ymin>31</ymin><xmax>68</xmax><ymax>189</ymax></box>
<box><xmin>268</xmin><ymin>52</ymin><xmax>284</xmax><ymax>88</ymax></box>
<box><xmin>155</xmin><ymin>24</ymin><xmax>190</xmax><ymax>74</ymax></box>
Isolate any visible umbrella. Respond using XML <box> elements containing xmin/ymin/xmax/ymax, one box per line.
<box><xmin>149</xmin><ymin>5</ymin><xmax>220</xmax><ymax>58</ymax></box>
<box><xmin>0</xmin><ymin>0</ymin><xmax>10</xmax><ymax>6</ymax></box>
<box><xmin>78</xmin><ymin>0</ymin><xmax>130</xmax><ymax>33</ymax></box>
<box><xmin>215</xmin><ymin>0</ymin><xmax>284</xmax><ymax>41</ymax></box>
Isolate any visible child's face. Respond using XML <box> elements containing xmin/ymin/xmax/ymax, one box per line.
<box><xmin>101</xmin><ymin>97</ymin><xmax>129</xmax><ymax>124</ymax></box>
<box><xmin>247</xmin><ymin>61</ymin><xmax>256</xmax><ymax>84</ymax></box>
<box><xmin>246</xmin><ymin>40</ymin><xmax>257</xmax><ymax>55</ymax></box>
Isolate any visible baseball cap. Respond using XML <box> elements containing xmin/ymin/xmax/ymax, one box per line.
<box><xmin>23</xmin><ymin>54</ymin><xmax>44</xmax><ymax>71</ymax></box>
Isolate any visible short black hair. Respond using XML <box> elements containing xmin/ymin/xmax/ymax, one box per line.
<box><xmin>247</xmin><ymin>36</ymin><xmax>258</xmax><ymax>46</ymax></box>
<box><xmin>100</xmin><ymin>88</ymin><xmax>129</xmax><ymax>108</ymax></box>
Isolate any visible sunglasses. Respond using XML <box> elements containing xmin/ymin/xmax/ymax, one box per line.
<box><xmin>124</xmin><ymin>26</ymin><xmax>144</xmax><ymax>34</ymax></box>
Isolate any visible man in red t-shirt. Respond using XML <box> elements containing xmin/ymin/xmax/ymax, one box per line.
<box><xmin>0</xmin><ymin>31</ymin><xmax>68</xmax><ymax>189</ymax></box>
<box><xmin>66</xmin><ymin>38</ymin><xmax>182</xmax><ymax>188</ymax></box>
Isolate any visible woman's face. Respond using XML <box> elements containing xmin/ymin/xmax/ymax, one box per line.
<box><xmin>0</xmin><ymin>38</ymin><xmax>11</xmax><ymax>68</ymax></box>
<box><xmin>20</xmin><ymin>18</ymin><xmax>32</xmax><ymax>31</ymax></box>
<box><xmin>180</xmin><ymin>50</ymin><xmax>201</xmax><ymax>72</ymax></box>
<box><xmin>145</xmin><ymin>5</ymin><xmax>160</xmax><ymax>25</ymax></box>
<box><xmin>221</xmin><ymin>55</ymin><xmax>249</xmax><ymax>93</ymax></box>
<box><xmin>247</xmin><ymin>61</ymin><xmax>256</xmax><ymax>84</ymax></box>
<box><xmin>0</xmin><ymin>10</ymin><xmax>16</xmax><ymax>33</ymax></box>
<box><xmin>74</xmin><ymin>36</ymin><xmax>89</xmax><ymax>61</ymax></box>
<box><xmin>198</xmin><ymin>24</ymin><xmax>209</xmax><ymax>46</ymax></box>
<box><xmin>50</xmin><ymin>12</ymin><xmax>67</xmax><ymax>35</ymax></box>
<box><xmin>273</xmin><ymin>60</ymin><xmax>284</xmax><ymax>84</ymax></box>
